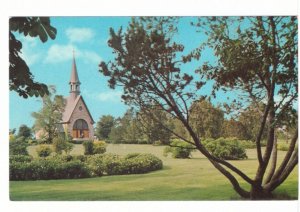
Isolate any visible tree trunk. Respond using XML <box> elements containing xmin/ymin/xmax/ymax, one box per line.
<box><xmin>250</xmin><ymin>184</ymin><xmax>273</xmax><ymax>200</ymax></box>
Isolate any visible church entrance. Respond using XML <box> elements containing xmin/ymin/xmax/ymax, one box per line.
<box><xmin>72</xmin><ymin>119</ymin><xmax>89</xmax><ymax>139</ymax></box>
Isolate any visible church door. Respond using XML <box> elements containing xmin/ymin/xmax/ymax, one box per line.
<box><xmin>72</xmin><ymin>119</ymin><xmax>89</xmax><ymax>139</ymax></box>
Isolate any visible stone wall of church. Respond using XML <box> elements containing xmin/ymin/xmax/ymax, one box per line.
<box><xmin>67</xmin><ymin>98</ymin><xmax>94</xmax><ymax>140</ymax></box>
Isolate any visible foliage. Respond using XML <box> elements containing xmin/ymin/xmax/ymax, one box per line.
<box><xmin>103</xmin><ymin>153</ymin><xmax>163</xmax><ymax>175</ymax></box>
<box><xmin>32</xmin><ymin>89</ymin><xmax>66</xmax><ymax>144</ymax></box>
<box><xmin>204</xmin><ymin>138</ymin><xmax>248</xmax><ymax>160</ymax></box>
<box><xmin>10</xmin><ymin>159</ymin><xmax>90</xmax><ymax>181</ymax></box>
<box><xmin>277</xmin><ymin>143</ymin><xmax>290</xmax><ymax>151</ymax></box>
<box><xmin>95</xmin><ymin>115</ymin><xmax>115</xmax><ymax>139</ymax></box>
<box><xmin>164</xmin><ymin>139</ymin><xmax>195</xmax><ymax>158</ymax></box>
<box><xmin>36</xmin><ymin>145</ymin><xmax>52</xmax><ymax>157</ymax></box>
<box><xmin>137</xmin><ymin>107</ymin><xmax>174</xmax><ymax>144</ymax></box>
<box><xmin>52</xmin><ymin>136</ymin><xmax>74</xmax><ymax>154</ymax></box>
<box><xmin>83</xmin><ymin>140</ymin><xmax>94</xmax><ymax>155</ymax></box>
<box><xmin>108</xmin><ymin>109</ymin><xmax>144</xmax><ymax>144</ymax></box>
<box><xmin>17</xmin><ymin>124</ymin><xmax>32</xmax><ymax>139</ymax></box>
<box><xmin>9</xmin><ymin>17</ymin><xmax>56</xmax><ymax>98</ymax></box>
<box><xmin>189</xmin><ymin>99</ymin><xmax>224</xmax><ymax>139</ymax></box>
<box><xmin>100</xmin><ymin>16</ymin><xmax>298</xmax><ymax>199</ymax></box>
<box><xmin>10</xmin><ymin>151</ymin><xmax>163</xmax><ymax>180</ymax></box>
<box><xmin>86</xmin><ymin>154</ymin><xmax>106</xmax><ymax>176</ymax></box>
<box><xmin>9</xmin><ymin>138</ymin><xmax>29</xmax><ymax>156</ymax></box>
<box><xmin>93</xmin><ymin>140</ymin><xmax>107</xmax><ymax>154</ymax></box>
<box><xmin>9</xmin><ymin>155</ymin><xmax>32</xmax><ymax>163</ymax></box>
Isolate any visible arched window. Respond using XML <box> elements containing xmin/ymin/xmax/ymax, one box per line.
<box><xmin>72</xmin><ymin>119</ymin><xmax>89</xmax><ymax>138</ymax></box>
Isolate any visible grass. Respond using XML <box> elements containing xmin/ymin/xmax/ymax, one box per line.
<box><xmin>11</xmin><ymin>144</ymin><xmax>298</xmax><ymax>200</ymax></box>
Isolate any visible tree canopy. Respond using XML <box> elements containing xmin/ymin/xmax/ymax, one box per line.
<box><xmin>9</xmin><ymin>17</ymin><xmax>57</xmax><ymax>98</ymax></box>
<box><xmin>32</xmin><ymin>88</ymin><xmax>65</xmax><ymax>143</ymax></box>
<box><xmin>99</xmin><ymin>16</ymin><xmax>298</xmax><ymax>199</ymax></box>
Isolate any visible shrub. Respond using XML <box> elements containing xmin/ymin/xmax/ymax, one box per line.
<box><xmin>53</xmin><ymin>136</ymin><xmax>74</xmax><ymax>154</ymax></box>
<box><xmin>10</xmin><ymin>159</ymin><xmax>90</xmax><ymax>180</ymax></box>
<box><xmin>93</xmin><ymin>140</ymin><xmax>107</xmax><ymax>154</ymax></box>
<box><xmin>83</xmin><ymin>140</ymin><xmax>94</xmax><ymax>155</ymax></box>
<box><xmin>153</xmin><ymin>140</ymin><xmax>163</xmax><ymax>146</ymax></box>
<box><xmin>137</xmin><ymin>140</ymin><xmax>148</xmax><ymax>144</ymax></box>
<box><xmin>9</xmin><ymin>139</ymin><xmax>28</xmax><ymax>156</ymax></box>
<box><xmin>164</xmin><ymin>139</ymin><xmax>195</xmax><ymax>158</ymax></box>
<box><xmin>277</xmin><ymin>143</ymin><xmax>289</xmax><ymax>151</ymax></box>
<box><xmin>36</xmin><ymin>145</ymin><xmax>52</xmax><ymax>157</ymax></box>
<box><xmin>124</xmin><ymin>153</ymin><xmax>141</xmax><ymax>159</ymax></box>
<box><xmin>100</xmin><ymin>153</ymin><xmax>163</xmax><ymax>175</ymax></box>
<box><xmin>204</xmin><ymin>138</ymin><xmax>247</xmax><ymax>160</ymax></box>
<box><xmin>9</xmin><ymin>155</ymin><xmax>32</xmax><ymax>163</ymax></box>
<box><xmin>125</xmin><ymin>153</ymin><xmax>163</xmax><ymax>174</ymax></box>
<box><xmin>86</xmin><ymin>154</ymin><xmax>106</xmax><ymax>176</ymax></box>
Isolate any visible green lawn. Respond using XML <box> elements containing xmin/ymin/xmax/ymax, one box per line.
<box><xmin>10</xmin><ymin>144</ymin><xmax>298</xmax><ymax>200</ymax></box>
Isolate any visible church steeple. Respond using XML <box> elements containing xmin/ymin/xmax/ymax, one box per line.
<box><xmin>69</xmin><ymin>51</ymin><xmax>81</xmax><ymax>101</ymax></box>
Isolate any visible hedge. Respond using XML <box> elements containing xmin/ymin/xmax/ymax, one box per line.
<box><xmin>204</xmin><ymin>138</ymin><xmax>248</xmax><ymax>160</ymax></box>
<box><xmin>10</xmin><ymin>153</ymin><xmax>163</xmax><ymax>180</ymax></box>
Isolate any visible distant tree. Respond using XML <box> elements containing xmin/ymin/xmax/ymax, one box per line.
<box><xmin>171</xmin><ymin>118</ymin><xmax>189</xmax><ymax>140</ymax></box>
<box><xmin>17</xmin><ymin>124</ymin><xmax>32</xmax><ymax>139</ymax></box>
<box><xmin>189</xmin><ymin>99</ymin><xmax>224</xmax><ymax>139</ymax></box>
<box><xmin>137</xmin><ymin>106</ymin><xmax>173</xmax><ymax>144</ymax></box>
<box><xmin>9</xmin><ymin>17</ymin><xmax>57</xmax><ymax>98</ymax></box>
<box><xmin>32</xmin><ymin>88</ymin><xmax>65</xmax><ymax>143</ymax></box>
<box><xmin>100</xmin><ymin>16</ymin><xmax>298</xmax><ymax>199</ymax></box>
<box><xmin>238</xmin><ymin>104</ymin><xmax>269</xmax><ymax>141</ymax></box>
<box><xmin>9</xmin><ymin>128</ymin><xmax>16</xmax><ymax>135</ymax></box>
<box><xmin>95</xmin><ymin>115</ymin><xmax>115</xmax><ymax>139</ymax></box>
<box><xmin>221</xmin><ymin>119</ymin><xmax>247</xmax><ymax>139</ymax></box>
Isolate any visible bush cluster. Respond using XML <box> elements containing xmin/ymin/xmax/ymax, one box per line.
<box><xmin>9</xmin><ymin>155</ymin><xmax>32</xmax><ymax>163</ymax></box>
<box><xmin>10</xmin><ymin>159</ymin><xmax>90</xmax><ymax>180</ymax></box>
<box><xmin>277</xmin><ymin>143</ymin><xmax>289</xmax><ymax>151</ymax></box>
<box><xmin>10</xmin><ymin>153</ymin><xmax>163</xmax><ymax>180</ymax></box>
<box><xmin>203</xmin><ymin>138</ymin><xmax>247</xmax><ymax>160</ymax></box>
<box><xmin>83</xmin><ymin>140</ymin><xmax>107</xmax><ymax>155</ymax></box>
<box><xmin>164</xmin><ymin>139</ymin><xmax>195</xmax><ymax>158</ymax></box>
<box><xmin>9</xmin><ymin>139</ymin><xmax>29</xmax><ymax>156</ymax></box>
<box><xmin>36</xmin><ymin>145</ymin><xmax>53</xmax><ymax>157</ymax></box>
<box><xmin>53</xmin><ymin>136</ymin><xmax>74</xmax><ymax>154</ymax></box>
<box><xmin>104</xmin><ymin>153</ymin><xmax>163</xmax><ymax>175</ymax></box>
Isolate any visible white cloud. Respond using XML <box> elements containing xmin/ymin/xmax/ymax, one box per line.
<box><xmin>44</xmin><ymin>44</ymin><xmax>74</xmax><ymax>63</ymax></box>
<box><xmin>80</xmin><ymin>51</ymin><xmax>102</xmax><ymax>64</ymax></box>
<box><xmin>65</xmin><ymin>27</ymin><xmax>94</xmax><ymax>43</ymax></box>
<box><xmin>44</xmin><ymin>44</ymin><xmax>102</xmax><ymax>64</ymax></box>
<box><xmin>19</xmin><ymin>36</ymin><xmax>40</xmax><ymax>66</ymax></box>
<box><xmin>98</xmin><ymin>91</ymin><xmax>123</xmax><ymax>102</ymax></box>
<box><xmin>82</xmin><ymin>89</ymin><xmax>123</xmax><ymax>103</ymax></box>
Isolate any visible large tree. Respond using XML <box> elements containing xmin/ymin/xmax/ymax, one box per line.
<box><xmin>99</xmin><ymin>17</ymin><xmax>298</xmax><ymax>199</ymax></box>
<box><xmin>95</xmin><ymin>115</ymin><xmax>115</xmax><ymax>139</ymax></box>
<box><xmin>9</xmin><ymin>17</ymin><xmax>57</xmax><ymax>98</ymax></box>
<box><xmin>32</xmin><ymin>89</ymin><xmax>65</xmax><ymax>143</ymax></box>
<box><xmin>194</xmin><ymin>16</ymin><xmax>298</xmax><ymax>198</ymax></box>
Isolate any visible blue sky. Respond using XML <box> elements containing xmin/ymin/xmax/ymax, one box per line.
<box><xmin>9</xmin><ymin>17</ymin><xmax>222</xmax><ymax>130</ymax></box>
<box><xmin>9</xmin><ymin>16</ymin><xmax>297</xmax><ymax>130</ymax></box>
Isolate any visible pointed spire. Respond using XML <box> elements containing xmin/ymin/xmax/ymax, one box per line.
<box><xmin>70</xmin><ymin>50</ymin><xmax>80</xmax><ymax>84</ymax></box>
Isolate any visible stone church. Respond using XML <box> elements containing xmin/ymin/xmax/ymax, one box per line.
<box><xmin>60</xmin><ymin>54</ymin><xmax>95</xmax><ymax>140</ymax></box>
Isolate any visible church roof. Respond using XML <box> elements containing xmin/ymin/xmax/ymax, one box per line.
<box><xmin>62</xmin><ymin>95</ymin><xmax>95</xmax><ymax>124</ymax></box>
<box><xmin>69</xmin><ymin>54</ymin><xmax>80</xmax><ymax>84</ymax></box>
